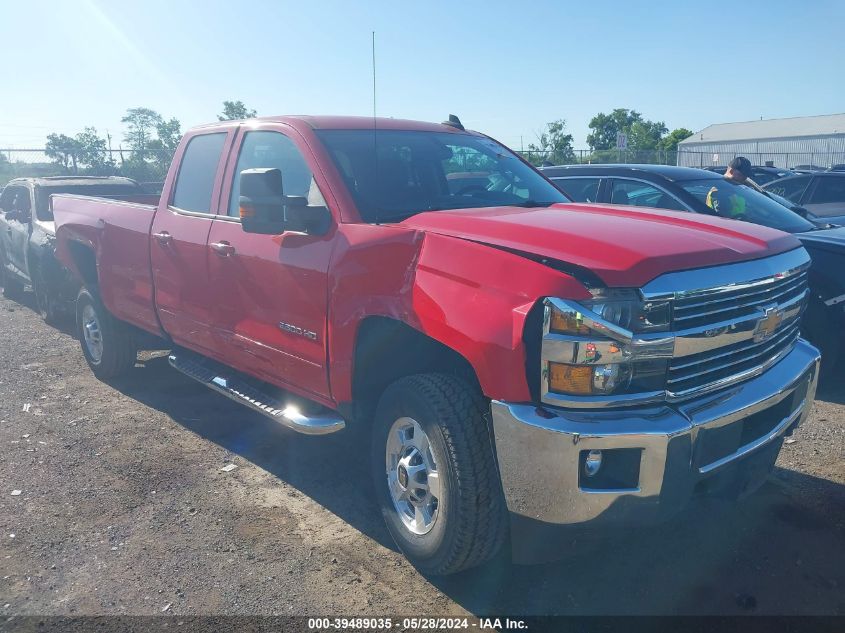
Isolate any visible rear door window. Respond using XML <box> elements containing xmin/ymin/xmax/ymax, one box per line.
<box><xmin>609</xmin><ymin>179</ymin><xmax>686</xmax><ymax>211</ymax></box>
<box><xmin>171</xmin><ymin>133</ymin><xmax>227</xmax><ymax>213</ymax></box>
<box><xmin>550</xmin><ymin>177</ymin><xmax>601</xmax><ymax>203</ymax></box>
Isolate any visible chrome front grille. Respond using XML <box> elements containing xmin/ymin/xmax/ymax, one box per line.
<box><xmin>667</xmin><ymin>319</ymin><xmax>801</xmax><ymax>396</ymax></box>
<box><xmin>672</xmin><ymin>271</ymin><xmax>808</xmax><ymax>330</ymax></box>
<box><xmin>642</xmin><ymin>248</ymin><xmax>812</xmax><ymax>401</ymax></box>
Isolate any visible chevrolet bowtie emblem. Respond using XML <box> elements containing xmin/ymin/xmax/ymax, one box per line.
<box><xmin>753</xmin><ymin>306</ymin><xmax>784</xmax><ymax>342</ymax></box>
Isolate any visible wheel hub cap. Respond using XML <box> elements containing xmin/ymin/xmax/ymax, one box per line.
<box><xmin>385</xmin><ymin>417</ymin><xmax>440</xmax><ymax>535</ymax></box>
<box><xmin>81</xmin><ymin>304</ymin><xmax>103</xmax><ymax>363</ymax></box>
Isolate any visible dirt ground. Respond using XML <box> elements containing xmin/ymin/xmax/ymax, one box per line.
<box><xmin>0</xmin><ymin>290</ymin><xmax>843</xmax><ymax>617</ymax></box>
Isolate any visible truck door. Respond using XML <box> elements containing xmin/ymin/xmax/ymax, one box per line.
<box><xmin>0</xmin><ymin>185</ymin><xmax>33</xmax><ymax>278</ymax></box>
<box><xmin>150</xmin><ymin>131</ymin><xmax>233</xmax><ymax>357</ymax></box>
<box><xmin>205</xmin><ymin>128</ymin><xmax>334</xmax><ymax>400</ymax></box>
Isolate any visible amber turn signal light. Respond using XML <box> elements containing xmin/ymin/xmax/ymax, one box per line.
<box><xmin>548</xmin><ymin>362</ymin><xmax>593</xmax><ymax>395</ymax></box>
<box><xmin>239</xmin><ymin>204</ymin><xmax>255</xmax><ymax>219</ymax></box>
<box><xmin>549</xmin><ymin>309</ymin><xmax>591</xmax><ymax>336</ymax></box>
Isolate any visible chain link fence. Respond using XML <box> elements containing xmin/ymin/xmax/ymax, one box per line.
<box><xmin>4</xmin><ymin>146</ymin><xmax>844</xmax><ymax>187</ymax></box>
<box><xmin>518</xmin><ymin>148</ymin><xmax>845</xmax><ymax>170</ymax></box>
<box><xmin>0</xmin><ymin>148</ymin><xmax>175</xmax><ymax>187</ymax></box>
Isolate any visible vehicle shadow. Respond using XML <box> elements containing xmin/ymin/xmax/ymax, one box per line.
<box><xmin>2</xmin><ymin>288</ymin><xmax>76</xmax><ymax>336</ymax></box>
<box><xmin>816</xmin><ymin>362</ymin><xmax>845</xmax><ymax>405</ymax></box>
<box><xmin>109</xmin><ymin>354</ymin><xmax>395</xmax><ymax>549</ymax></box>
<box><xmin>431</xmin><ymin>469</ymin><xmax>845</xmax><ymax>615</ymax></box>
<box><xmin>110</xmin><ymin>355</ymin><xmax>845</xmax><ymax>616</ymax></box>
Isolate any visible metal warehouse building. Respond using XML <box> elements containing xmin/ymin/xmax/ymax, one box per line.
<box><xmin>677</xmin><ymin>113</ymin><xmax>845</xmax><ymax>170</ymax></box>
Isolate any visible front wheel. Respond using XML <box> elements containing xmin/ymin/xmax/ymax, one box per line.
<box><xmin>372</xmin><ymin>373</ymin><xmax>507</xmax><ymax>575</ymax></box>
<box><xmin>32</xmin><ymin>260</ymin><xmax>62</xmax><ymax>324</ymax></box>
<box><xmin>76</xmin><ymin>286</ymin><xmax>137</xmax><ymax>379</ymax></box>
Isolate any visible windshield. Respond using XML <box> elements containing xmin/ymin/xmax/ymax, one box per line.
<box><xmin>316</xmin><ymin>130</ymin><xmax>568</xmax><ymax>222</ymax></box>
<box><xmin>679</xmin><ymin>177</ymin><xmax>815</xmax><ymax>233</ymax></box>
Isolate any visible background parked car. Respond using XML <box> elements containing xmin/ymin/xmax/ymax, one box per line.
<box><xmin>790</xmin><ymin>164</ymin><xmax>827</xmax><ymax>174</ymax></box>
<box><xmin>827</xmin><ymin>164</ymin><xmax>845</xmax><ymax>172</ymax></box>
<box><xmin>703</xmin><ymin>165</ymin><xmax>796</xmax><ymax>185</ymax></box>
<box><xmin>763</xmin><ymin>172</ymin><xmax>845</xmax><ymax>225</ymax></box>
<box><xmin>0</xmin><ymin>176</ymin><xmax>152</xmax><ymax>321</ymax></box>
<box><xmin>541</xmin><ymin>164</ymin><xmax>845</xmax><ymax>375</ymax></box>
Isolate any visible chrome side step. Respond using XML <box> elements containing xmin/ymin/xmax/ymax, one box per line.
<box><xmin>168</xmin><ymin>349</ymin><xmax>345</xmax><ymax>435</ymax></box>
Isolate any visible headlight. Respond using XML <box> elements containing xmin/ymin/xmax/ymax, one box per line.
<box><xmin>549</xmin><ymin>289</ymin><xmax>670</xmax><ymax>335</ymax></box>
<box><xmin>542</xmin><ymin>295</ymin><xmax>673</xmax><ymax>401</ymax></box>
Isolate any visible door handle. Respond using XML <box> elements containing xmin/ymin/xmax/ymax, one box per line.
<box><xmin>210</xmin><ymin>241</ymin><xmax>235</xmax><ymax>257</ymax></box>
<box><xmin>153</xmin><ymin>231</ymin><xmax>172</xmax><ymax>246</ymax></box>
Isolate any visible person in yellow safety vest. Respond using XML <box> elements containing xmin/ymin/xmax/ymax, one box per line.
<box><xmin>705</xmin><ymin>156</ymin><xmax>754</xmax><ymax>219</ymax></box>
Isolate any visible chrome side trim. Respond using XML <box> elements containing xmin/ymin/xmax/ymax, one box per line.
<box><xmin>168</xmin><ymin>350</ymin><xmax>344</xmax><ymax>435</ymax></box>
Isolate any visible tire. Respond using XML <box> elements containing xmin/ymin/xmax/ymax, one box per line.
<box><xmin>31</xmin><ymin>259</ymin><xmax>62</xmax><ymax>325</ymax></box>
<box><xmin>802</xmin><ymin>298</ymin><xmax>841</xmax><ymax>380</ymax></box>
<box><xmin>76</xmin><ymin>286</ymin><xmax>137</xmax><ymax>379</ymax></box>
<box><xmin>371</xmin><ymin>373</ymin><xmax>507</xmax><ymax>575</ymax></box>
<box><xmin>1</xmin><ymin>261</ymin><xmax>24</xmax><ymax>299</ymax></box>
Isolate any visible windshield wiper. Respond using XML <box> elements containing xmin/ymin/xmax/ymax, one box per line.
<box><xmin>512</xmin><ymin>200</ymin><xmax>557</xmax><ymax>208</ymax></box>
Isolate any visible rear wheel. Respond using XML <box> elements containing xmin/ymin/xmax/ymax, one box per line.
<box><xmin>372</xmin><ymin>373</ymin><xmax>507</xmax><ymax>575</ymax></box>
<box><xmin>76</xmin><ymin>286</ymin><xmax>137</xmax><ymax>379</ymax></box>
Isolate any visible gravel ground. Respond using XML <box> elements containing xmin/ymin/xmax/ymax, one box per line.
<box><xmin>0</xmin><ymin>290</ymin><xmax>843</xmax><ymax>616</ymax></box>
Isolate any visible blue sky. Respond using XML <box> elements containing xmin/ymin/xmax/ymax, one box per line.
<box><xmin>2</xmin><ymin>0</ymin><xmax>843</xmax><ymax>150</ymax></box>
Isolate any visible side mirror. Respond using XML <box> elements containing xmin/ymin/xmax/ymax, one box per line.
<box><xmin>239</xmin><ymin>168</ymin><xmax>331</xmax><ymax>236</ymax></box>
<box><xmin>239</xmin><ymin>168</ymin><xmax>287</xmax><ymax>235</ymax></box>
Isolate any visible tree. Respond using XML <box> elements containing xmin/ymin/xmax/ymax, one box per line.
<box><xmin>218</xmin><ymin>100</ymin><xmax>257</xmax><ymax>121</ymax></box>
<box><xmin>121</xmin><ymin>107</ymin><xmax>163</xmax><ymax>156</ymax></box>
<box><xmin>75</xmin><ymin>127</ymin><xmax>114</xmax><ymax>173</ymax></box>
<box><xmin>586</xmin><ymin>109</ymin><xmax>644</xmax><ymax>151</ymax></box>
<box><xmin>153</xmin><ymin>117</ymin><xmax>182</xmax><ymax>151</ymax></box>
<box><xmin>526</xmin><ymin>119</ymin><xmax>575</xmax><ymax>166</ymax></box>
<box><xmin>45</xmin><ymin>133</ymin><xmax>81</xmax><ymax>172</ymax></box>
<box><xmin>627</xmin><ymin>120</ymin><xmax>668</xmax><ymax>151</ymax></box>
<box><xmin>148</xmin><ymin>117</ymin><xmax>182</xmax><ymax>170</ymax></box>
<box><xmin>658</xmin><ymin>127</ymin><xmax>694</xmax><ymax>152</ymax></box>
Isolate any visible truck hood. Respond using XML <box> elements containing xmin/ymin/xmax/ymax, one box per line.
<box><xmin>400</xmin><ymin>203</ymin><xmax>801</xmax><ymax>287</ymax></box>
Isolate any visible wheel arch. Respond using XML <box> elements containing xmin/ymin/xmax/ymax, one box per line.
<box><xmin>347</xmin><ymin>316</ymin><xmax>483</xmax><ymax>420</ymax></box>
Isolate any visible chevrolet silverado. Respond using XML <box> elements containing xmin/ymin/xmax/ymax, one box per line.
<box><xmin>52</xmin><ymin>115</ymin><xmax>820</xmax><ymax>574</ymax></box>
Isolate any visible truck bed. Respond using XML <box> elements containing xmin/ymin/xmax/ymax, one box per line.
<box><xmin>52</xmin><ymin>194</ymin><xmax>162</xmax><ymax>335</ymax></box>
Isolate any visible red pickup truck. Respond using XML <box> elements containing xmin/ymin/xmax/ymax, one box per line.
<box><xmin>52</xmin><ymin>115</ymin><xmax>820</xmax><ymax>574</ymax></box>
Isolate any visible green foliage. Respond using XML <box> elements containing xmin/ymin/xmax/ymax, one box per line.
<box><xmin>45</xmin><ymin>133</ymin><xmax>81</xmax><ymax>172</ymax></box>
<box><xmin>76</xmin><ymin>127</ymin><xmax>116</xmax><ymax>174</ymax></box>
<box><xmin>587</xmin><ymin>108</ymin><xmax>668</xmax><ymax>152</ymax></box>
<box><xmin>121</xmin><ymin>107</ymin><xmax>163</xmax><ymax>155</ymax></box>
<box><xmin>218</xmin><ymin>100</ymin><xmax>257</xmax><ymax>121</ymax></box>
<box><xmin>43</xmin><ymin>110</ymin><xmax>180</xmax><ymax>182</ymax></box>
<box><xmin>658</xmin><ymin>128</ymin><xmax>694</xmax><ymax>152</ymax></box>
<box><xmin>526</xmin><ymin>119</ymin><xmax>575</xmax><ymax>166</ymax></box>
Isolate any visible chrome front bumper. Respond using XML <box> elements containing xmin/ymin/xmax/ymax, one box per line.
<box><xmin>491</xmin><ymin>339</ymin><xmax>820</xmax><ymax>527</ymax></box>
